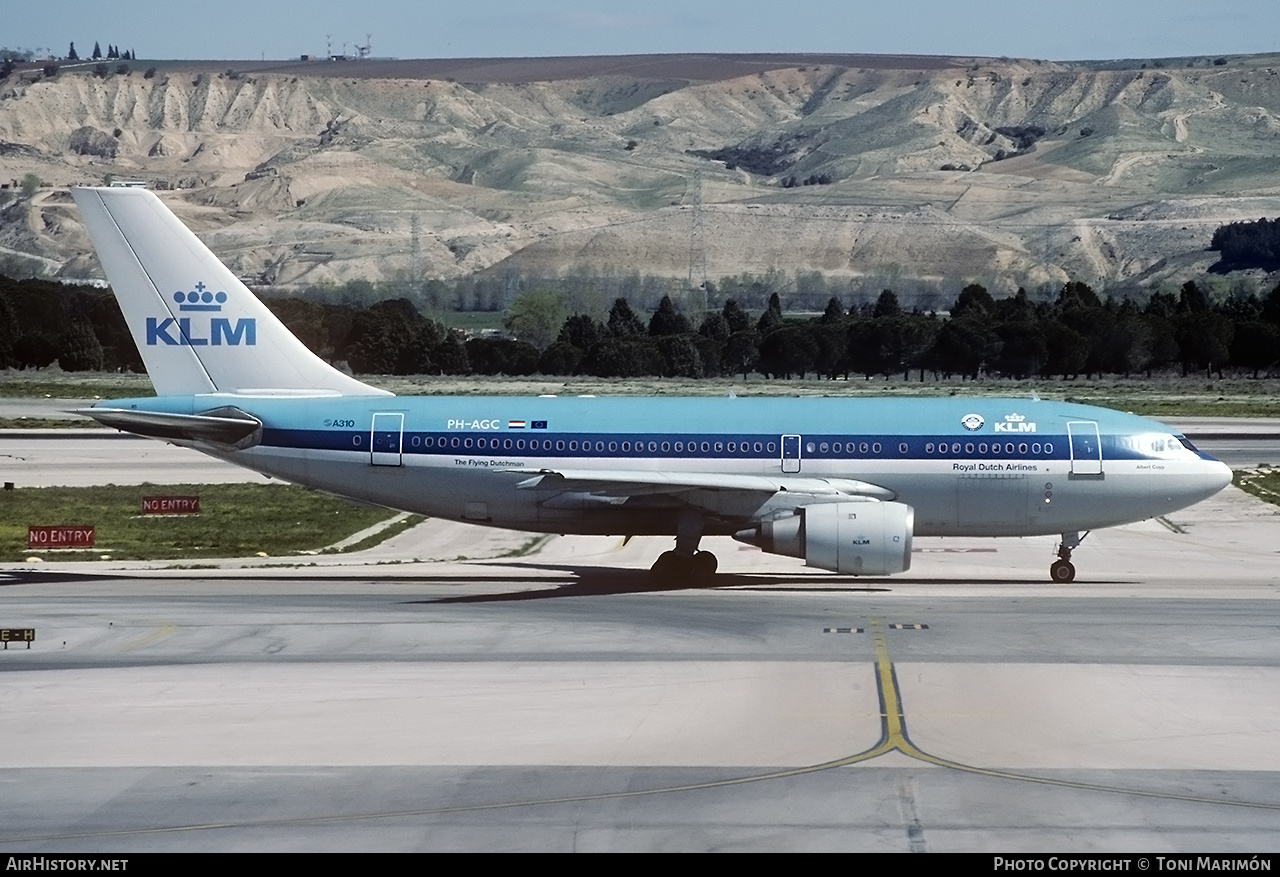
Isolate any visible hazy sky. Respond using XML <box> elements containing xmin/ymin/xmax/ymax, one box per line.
<box><xmin>8</xmin><ymin>1</ymin><xmax>1278</xmax><ymax>63</ymax></box>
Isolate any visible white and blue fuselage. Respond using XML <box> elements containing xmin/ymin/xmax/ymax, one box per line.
<box><xmin>102</xmin><ymin>392</ymin><xmax>1229</xmax><ymax>539</ymax></box>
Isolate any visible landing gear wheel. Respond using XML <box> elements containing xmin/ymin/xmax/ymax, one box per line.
<box><xmin>650</xmin><ymin>550</ymin><xmax>681</xmax><ymax>581</ymax></box>
<box><xmin>691</xmin><ymin>550</ymin><xmax>718</xmax><ymax>579</ymax></box>
<box><xmin>1050</xmin><ymin>560</ymin><xmax>1076</xmax><ymax>583</ymax></box>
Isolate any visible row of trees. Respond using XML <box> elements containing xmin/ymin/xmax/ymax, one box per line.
<box><xmin>1211</xmin><ymin>217</ymin><xmax>1280</xmax><ymax>272</ymax></box>
<box><xmin>3</xmin><ymin>275</ymin><xmax>1279</xmax><ymax>381</ymax></box>
<box><xmin>495</xmin><ymin>280</ymin><xmax>1280</xmax><ymax>380</ymax></box>
<box><xmin>66</xmin><ymin>43</ymin><xmax>136</xmax><ymax>62</ymax></box>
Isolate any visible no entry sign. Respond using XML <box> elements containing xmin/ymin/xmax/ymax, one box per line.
<box><xmin>28</xmin><ymin>526</ymin><xmax>95</xmax><ymax>549</ymax></box>
<box><xmin>141</xmin><ymin>496</ymin><xmax>200</xmax><ymax>514</ymax></box>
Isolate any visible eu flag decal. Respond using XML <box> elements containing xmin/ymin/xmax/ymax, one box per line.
<box><xmin>532</xmin><ymin>421</ymin><xmax>548</xmax><ymax>430</ymax></box>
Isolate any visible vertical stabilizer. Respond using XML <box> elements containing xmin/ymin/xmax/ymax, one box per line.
<box><xmin>72</xmin><ymin>187</ymin><xmax>390</xmax><ymax>397</ymax></box>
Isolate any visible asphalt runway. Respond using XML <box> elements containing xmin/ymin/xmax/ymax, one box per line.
<box><xmin>2</xmin><ymin>486</ymin><xmax>1278</xmax><ymax>852</ymax></box>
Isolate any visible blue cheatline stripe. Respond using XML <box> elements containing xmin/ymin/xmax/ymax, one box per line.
<box><xmin>251</xmin><ymin>428</ymin><xmax>1180</xmax><ymax>463</ymax></box>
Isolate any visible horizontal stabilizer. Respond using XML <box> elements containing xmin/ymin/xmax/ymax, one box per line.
<box><xmin>72</xmin><ymin>406</ymin><xmax>262</xmax><ymax>449</ymax></box>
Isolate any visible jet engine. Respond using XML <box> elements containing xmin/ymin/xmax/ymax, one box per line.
<box><xmin>734</xmin><ymin>501</ymin><xmax>914</xmax><ymax>575</ymax></box>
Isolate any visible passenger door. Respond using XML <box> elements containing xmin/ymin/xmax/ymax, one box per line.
<box><xmin>1067</xmin><ymin>421</ymin><xmax>1103</xmax><ymax>478</ymax></box>
<box><xmin>371</xmin><ymin>412</ymin><xmax>404</xmax><ymax>467</ymax></box>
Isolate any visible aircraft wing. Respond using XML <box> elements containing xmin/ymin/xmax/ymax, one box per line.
<box><xmin>513</xmin><ymin>468</ymin><xmax>895</xmax><ymax>501</ymax></box>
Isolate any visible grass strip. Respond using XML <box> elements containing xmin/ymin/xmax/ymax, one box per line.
<box><xmin>3</xmin><ymin>483</ymin><xmax>401</xmax><ymax>562</ymax></box>
<box><xmin>6</xmin><ymin>373</ymin><xmax>1280</xmax><ymax>417</ymax></box>
<box><xmin>1234</xmin><ymin>468</ymin><xmax>1280</xmax><ymax>508</ymax></box>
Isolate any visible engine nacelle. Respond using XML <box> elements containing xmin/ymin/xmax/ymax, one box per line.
<box><xmin>734</xmin><ymin>501</ymin><xmax>914</xmax><ymax>575</ymax></box>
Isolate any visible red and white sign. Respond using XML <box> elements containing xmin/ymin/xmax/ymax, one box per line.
<box><xmin>28</xmin><ymin>526</ymin><xmax>95</xmax><ymax>549</ymax></box>
<box><xmin>141</xmin><ymin>496</ymin><xmax>201</xmax><ymax>514</ymax></box>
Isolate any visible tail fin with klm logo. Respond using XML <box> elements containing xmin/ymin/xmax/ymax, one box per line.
<box><xmin>72</xmin><ymin>187</ymin><xmax>389</xmax><ymax>398</ymax></box>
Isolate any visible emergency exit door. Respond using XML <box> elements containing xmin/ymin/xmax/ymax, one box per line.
<box><xmin>781</xmin><ymin>434</ymin><xmax>801</xmax><ymax>473</ymax></box>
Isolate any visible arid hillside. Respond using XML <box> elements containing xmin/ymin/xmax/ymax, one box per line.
<box><xmin>3</xmin><ymin>52</ymin><xmax>1280</xmax><ymax>296</ymax></box>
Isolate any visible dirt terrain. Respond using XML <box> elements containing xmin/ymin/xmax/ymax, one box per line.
<box><xmin>3</xmin><ymin>51</ymin><xmax>1280</xmax><ymax>296</ymax></box>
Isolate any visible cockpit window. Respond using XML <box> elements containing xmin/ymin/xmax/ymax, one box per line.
<box><xmin>1125</xmin><ymin>432</ymin><xmax>1197</xmax><ymax>459</ymax></box>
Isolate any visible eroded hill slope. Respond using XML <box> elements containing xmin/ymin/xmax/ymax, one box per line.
<box><xmin>3</xmin><ymin>53</ymin><xmax>1279</xmax><ymax>293</ymax></box>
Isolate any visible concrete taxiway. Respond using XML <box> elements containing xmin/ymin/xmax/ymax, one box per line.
<box><xmin>1</xmin><ymin>484</ymin><xmax>1279</xmax><ymax>852</ymax></box>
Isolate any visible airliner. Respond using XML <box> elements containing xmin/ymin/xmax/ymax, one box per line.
<box><xmin>70</xmin><ymin>187</ymin><xmax>1233</xmax><ymax>583</ymax></box>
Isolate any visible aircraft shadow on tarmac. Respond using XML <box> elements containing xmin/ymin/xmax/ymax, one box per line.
<box><xmin>404</xmin><ymin>562</ymin><xmax>1119</xmax><ymax>604</ymax></box>
<box><xmin>0</xmin><ymin>567</ymin><xmax>1129</xmax><ymax>603</ymax></box>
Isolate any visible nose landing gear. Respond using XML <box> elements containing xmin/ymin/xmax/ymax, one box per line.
<box><xmin>1050</xmin><ymin>531</ymin><xmax>1088</xmax><ymax>583</ymax></box>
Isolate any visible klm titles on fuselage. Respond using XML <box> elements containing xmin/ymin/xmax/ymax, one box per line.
<box><xmin>994</xmin><ymin>414</ymin><xmax>1037</xmax><ymax>433</ymax></box>
<box><xmin>962</xmin><ymin>413</ymin><xmax>1038</xmax><ymax>434</ymax></box>
<box><xmin>145</xmin><ymin>285</ymin><xmax>256</xmax><ymax>347</ymax></box>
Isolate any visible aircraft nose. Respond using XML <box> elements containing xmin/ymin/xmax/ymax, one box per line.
<box><xmin>1207</xmin><ymin>458</ymin><xmax>1233</xmax><ymax>493</ymax></box>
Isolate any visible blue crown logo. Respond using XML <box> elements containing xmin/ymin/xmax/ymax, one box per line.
<box><xmin>174</xmin><ymin>282</ymin><xmax>227</xmax><ymax>312</ymax></box>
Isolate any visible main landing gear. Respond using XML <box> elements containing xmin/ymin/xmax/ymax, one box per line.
<box><xmin>649</xmin><ymin>511</ymin><xmax>719</xmax><ymax>584</ymax></box>
<box><xmin>1050</xmin><ymin>531</ymin><xmax>1089</xmax><ymax>583</ymax></box>
<box><xmin>650</xmin><ymin>549</ymin><xmax>718</xmax><ymax>582</ymax></box>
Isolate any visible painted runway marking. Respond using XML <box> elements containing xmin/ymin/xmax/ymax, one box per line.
<box><xmin>116</xmin><ymin>622</ymin><xmax>178</xmax><ymax>653</ymax></box>
<box><xmin>6</xmin><ymin>616</ymin><xmax>1280</xmax><ymax>845</ymax></box>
